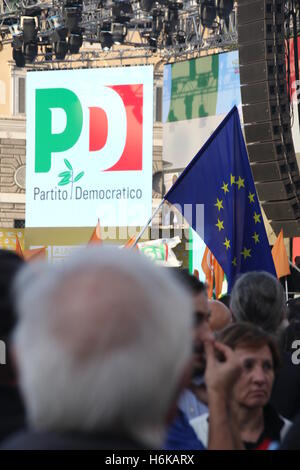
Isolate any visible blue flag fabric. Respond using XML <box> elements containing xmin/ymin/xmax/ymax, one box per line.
<box><xmin>164</xmin><ymin>106</ymin><xmax>276</xmax><ymax>292</ymax></box>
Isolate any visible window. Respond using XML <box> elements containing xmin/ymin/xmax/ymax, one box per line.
<box><xmin>154</xmin><ymin>86</ymin><xmax>162</xmax><ymax>122</ymax></box>
<box><xmin>12</xmin><ymin>71</ymin><xmax>26</xmax><ymax>115</ymax></box>
<box><xmin>14</xmin><ymin>219</ymin><xmax>25</xmax><ymax>229</ymax></box>
<box><xmin>18</xmin><ymin>77</ymin><xmax>25</xmax><ymax>114</ymax></box>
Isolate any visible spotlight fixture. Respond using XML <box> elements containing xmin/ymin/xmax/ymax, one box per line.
<box><xmin>100</xmin><ymin>30</ymin><xmax>113</xmax><ymax>50</ymax></box>
<box><xmin>176</xmin><ymin>30</ymin><xmax>185</xmax><ymax>45</ymax></box>
<box><xmin>200</xmin><ymin>1</ymin><xmax>217</xmax><ymax>29</ymax></box>
<box><xmin>64</xmin><ymin>0</ymin><xmax>83</xmax><ymax>53</ymax></box>
<box><xmin>148</xmin><ymin>35</ymin><xmax>157</xmax><ymax>51</ymax></box>
<box><xmin>217</xmin><ymin>0</ymin><xmax>234</xmax><ymax>19</ymax></box>
<box><xmin>165</xmin><ymin>33</ymin><xmax>173</xmax><ymax>47</ymax></box>
<box><xmin>111</xmin><ymin>22</ymin><xmax>127</xmax><ymax>45</ymax></box>
<box><xmin>21</xmin><ymin>16</ymin><xmax>38</xmax><ymax>63</ymax></box>
<box><xmin>12</xmin><ymin>35</ymin><xmax>25</xmax><ymax>67</ymax></box>
<box><xmin>216</xmin><ymin>0</ymin><xmax>234</xmax><ymax>28</ymax></box>
<box><xmin>10</xmin><ymin>23</ymin><xmax>25</xmax><ymax>67</ymax></box>
<box><xmin>48</xmin><ymin>15</ymin><xmax>68</xmax><ymax>60</ymax></box>
<box><xmin>68</xmin><ymin>33</ymin><xmax>82</xmax><ymax>53</ymax></box>
<box><xmin>140</xmin><ymin>0</ymin><xmax>156</xmax><ymax>11</ymax></box>
<box><xmin>44</xmin><ymin>45</ymin><xmax>52</xmax><ymax>61</ymax></box>
<box><xmin>112</xmin><ymin>1</ymin><xmax>133</xmax><ymax>24</ymax></box>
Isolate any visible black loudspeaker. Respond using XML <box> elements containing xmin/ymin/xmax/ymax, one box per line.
<box><xmin>239</xmin><ymin>40</ymin><xmax>283</xmax><ymax>65</ymax></box>
<box><xmin>241</xmin><ymin>80</ymin><xmax>286</xmax><ymax>104</ymax></box>
<box><xmin>237</xmin><ymin>0</ymin><xmax>300</xmax><ymax>236</ymax></box>
<box><xmin>251</xmin><ymin>161</ymin><xmax>288</xmax><ymax>182</ymax></box>
<box><xmin>247</xmin><ymin>141</ymin><xmax>284</xmax><ymax>162</ymax></box>
<box><xmin>237</xmin><ymin>0</ymin><xmax>273</xmax><ymax>26</ymax></box>
<box><xmin>243</xmin><ymin>101</ymin><xmax>289</xmax><ymax>124</ymax></box>
<box><xmin>255</xmin><ymin>179</ymin><xmax>295</xmax><ymax>201</ymax></box>
<box><xmin>263</xmin><ymin>198</ymin><xmax>300</xmax><ymax>220</ymax></box>
<box><xmin>244</xmin><ymin>120</ymin><xmax>281</xmax><ymax>143</ymax></box>
<box><xmin>238</xmin><ymin>19</ymin><xmax>274</xmax><ymax>45</ymax></box>
<box><xmin>271</xmin><ymin>220</ymin><xmax>300</xmax><ymax>237</ymax></box>
<box><xmin>240</xmin><ymin>60</ymin><xmax>284</xmax><ymax>84</ymax></box>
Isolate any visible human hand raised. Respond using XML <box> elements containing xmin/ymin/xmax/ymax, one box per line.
<box><xmin>204</xmin><ymin>339</ymin><xmax>242</xmax><ymax>399</ymax></box>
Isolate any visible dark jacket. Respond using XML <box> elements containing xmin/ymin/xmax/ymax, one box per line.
<box><xmin>271</xmin><ymin>352</ymin><xmax>300</xmax><ymax>421</ymax></box>
<box><xmin>0</xmin><ymin>385</ymin><xmax>25</xmax><ymax>444</ymax></box>
<box><xmin>0</xmin><ymin>430</ymin><xmax>150</xmax><ymax>450</ymax></box>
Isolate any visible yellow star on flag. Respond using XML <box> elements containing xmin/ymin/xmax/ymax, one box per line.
<box><xmin>253</xmin><ymin>212</ymin><xmax>261</xmax><ymax>224</ymax></box>
<box><xmin>223</xmin><ymin>238</ymin><xmax>231</xmax><ymax>250</ymax></box>
<box><xmin>252</xmin><ymin>232</ymin><xmax>260</xmax><ymax>244</ymax></box>
<box><xmin>215</xmin><ymin>198</ymin><xmax>224</xmax><ymax>211</ymax></box>
<box><xmin>236</xmin><ymin>176</ymin><xmax>245</xmax><ymax>190</ymax></box>
<box><xmin>232</xmin><ymin>257</ymin><xmax>237</xmax><ymax>266</ymax></box>
<box><xmin>230</xmin><ymin>174</ymin><xmax>236</xmax><ymax>185</ymax></box>
<box><xmin>221</xmin><ymin>182</ymin><xmax>229</xmax><ymax>194</ymax></box>
<box><xmin>216</xmin><ymin>218</ymin><xmax>224</xmax><ymax>231</ymax></box>
<box><xmin>248</xmin><ymin>192</ymin><xmax>255</xmax><ymax>203</ymax></box>
<box><xmin>241</xmin><ymin>247</ymin><xmax>251</xmax><ymax>259</ymax></box>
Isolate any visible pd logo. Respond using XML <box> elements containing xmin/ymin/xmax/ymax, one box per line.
<box><xmin>35</xmin><ymin>84</ymin><xmax>143</xmax><ymax>173</ymax></box>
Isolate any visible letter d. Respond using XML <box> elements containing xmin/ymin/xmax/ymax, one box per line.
<box><xmin>35</xmin><ymin>88</ymin><xmax>83</xmax><ymax>173</ymax></box>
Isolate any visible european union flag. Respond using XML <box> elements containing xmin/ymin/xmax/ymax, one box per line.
<box><xmin>164</xmin><ymin>106</ymin><xmax>276</xmax><ymax>292</ymax></box>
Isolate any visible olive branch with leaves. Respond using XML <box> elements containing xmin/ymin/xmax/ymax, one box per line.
<box><xmin>58</xmin><ymin>159</ymin><xmax>84</xmax><ymax>199</ymax></box>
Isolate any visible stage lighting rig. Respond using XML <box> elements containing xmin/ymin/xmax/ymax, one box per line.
<box><xmin>0</xmin><ymin>0</ymin><xmax>238</xmax><ymax>66</ymax></box>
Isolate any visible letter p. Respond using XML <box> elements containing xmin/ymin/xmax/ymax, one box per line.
<box><xmin>35</xmin><ymin>88</ymin><xmax>83</xmax><ymax>172</ymax></box>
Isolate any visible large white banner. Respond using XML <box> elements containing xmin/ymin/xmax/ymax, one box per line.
<box><xmin>26</xmin><ymin>66</ymin><xmax>153</xmax><ymax>227</ymax></box>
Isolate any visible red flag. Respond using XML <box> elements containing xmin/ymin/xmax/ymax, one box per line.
<box><xmin>15</xmin><ymin>235</ymin><xmax>24</xmax><ymax>259</ymax></box>
<box><xmin>24</xmin><ymin>247</ymin><xmax>46</xmax><ymax>261</ymax></box>
<box><xmin>124</xmin><ymin>236</ymin><xmax>137</xmax><ymax>248</ymax></box>
<box><xmin>88</xmin><ymin>219</ymin><xmax>102</xmax><ymax>245</ymax></box>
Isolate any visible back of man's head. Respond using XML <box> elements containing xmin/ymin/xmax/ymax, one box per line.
<box><xmin>13</xmin><ymin>246</ymin><xmax>193</xmax><ymax>447</ymax></box>
<box><xmin>230</xmin><ymin>271</ymin><xmax>285</xmax><ymax>334</ymax></box>
<box><xmin>172</xmin><ymin>269</ymin><xmax>206</xmax><ymax>296</ymax></box>
<box><xmin>208</xmin><ymin>299</ymin><xmax>232</xmax><ymax>332</ymax></box>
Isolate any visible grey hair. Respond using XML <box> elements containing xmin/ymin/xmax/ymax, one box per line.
<box><xmin>230</xmin><ymin>271</ymin><xmax>286</xmax><ymax>334</ymax></box>
<box><xmin>13</xmin><ymin>246</ymin><xmax>193</xmax><ymax>448</ymax></box>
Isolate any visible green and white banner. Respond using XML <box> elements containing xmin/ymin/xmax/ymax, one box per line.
<box><xmin>163</xmin><ymin>51</ymin><xmax>241</xmax><ymax>170</ymax></box>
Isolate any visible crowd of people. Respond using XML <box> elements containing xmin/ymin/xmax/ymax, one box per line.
<box><xmin>0</xmin><ymin>245</ymin><xmax>300</xmax><ymax>450</ymax></box>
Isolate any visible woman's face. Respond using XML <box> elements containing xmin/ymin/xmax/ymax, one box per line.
<box><xmin>232</xmin><ymin>345</ymin><xmax>275</xmax><ymax>409</ymax></box>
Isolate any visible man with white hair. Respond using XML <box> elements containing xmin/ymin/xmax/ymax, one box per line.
<box><xmin>2</xmin><ymin>246</ymin><xmax>242</xmax><ymax>450</ymax></box>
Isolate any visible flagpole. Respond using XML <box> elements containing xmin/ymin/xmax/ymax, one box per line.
<box><xmin>285</xmin><ymin>277</ymin><xmax>289</xmax><ymax>302</ymax></box>
<box><xmin>132</xmin><ymin>199</ymin><xmax>166</xmax><ymax>247</ymax></box>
